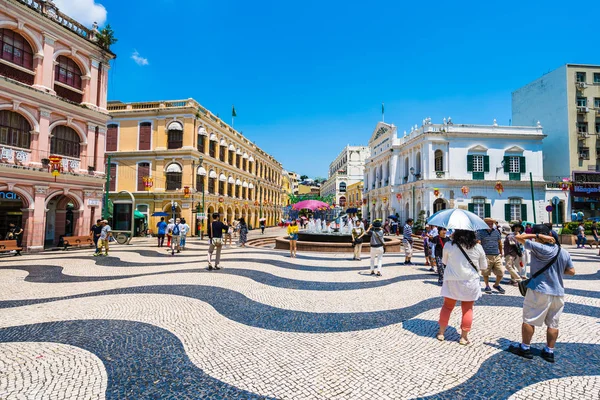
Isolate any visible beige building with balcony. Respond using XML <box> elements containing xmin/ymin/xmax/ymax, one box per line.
<box><xmin>0</xmin><ymin>0</ymin><xmax>115</xmax><ymax>250</ymax></box>
<box><xmin>107</xmin><ymin>99</ymin><xmax>284</xmax><ymax>233</ymax></box>
<box><xmin>513</xmin><ymin>64</ymin><xmax>600</xmax><ymax>218</ymax></box>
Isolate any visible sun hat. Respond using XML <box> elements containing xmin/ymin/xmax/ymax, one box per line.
<box><xmin>372</xmin><ymin>219</ymin><xmax>382</xmax><ymax>228</ymax></box>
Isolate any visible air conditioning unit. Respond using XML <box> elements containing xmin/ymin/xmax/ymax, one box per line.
<box><xmin>578</xmin><ymin>82</ymin><xmax>588</xmax><ymax>88</ymax></box>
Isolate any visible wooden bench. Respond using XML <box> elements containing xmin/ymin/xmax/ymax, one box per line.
<box><xmin>63</xmin><ymin>235</ymin><xmax>94</xmax><ymax>250</ymax></box>
<box><xmin>0</xmin><ymin>240</ymin><xmax>23</xmax><ymax>255</ymax></box>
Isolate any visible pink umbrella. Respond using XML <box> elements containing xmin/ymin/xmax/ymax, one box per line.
<box><xmin>292</xmin><ymin>200</ymin><xmax>330</xmax><ymax>211</ymax></box>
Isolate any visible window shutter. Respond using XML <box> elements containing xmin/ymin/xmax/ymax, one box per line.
<box><xmin>137</xmin><ymin>163</ymin><xmax>149</xmax><ymax>191</ymax></box>
<box><xmin>503</xmin><ymin>156</ymin><xmax>510</xmax><ymax>173</ymax></box>
<box><xmin>521</xmin><ymin>204</ymin><xmax>528</xmax><ymax>221</ymax></box>
<box><xmin>468</xmin><ymin>203</ymin><xmax>475</xmax><ymax>213</ymax></box>
<box><xmin>484</xmin><ymin>203</ymin><xmax>491</xmax><ymax>218</ymax></box>
<box><xmin>505</xmin><ymin>204</ymin><xmax>511</xmax><ymax>222</ymax></box>
<box><xmin>484</xmin><ymin>155</ymin><xmax>490</xmax><ymax>172</ymax></box>
<box><xmin>106</xmin><ymin>125</ymin><xmax>118</xmax><ymax>152</ymax></box>
<box><xmin>520</xmin><ymin>156</ymin><xmax>526</xmax><ymax>174</ymax></box>
<box><xmin>467</xmin><ymin>155</ymin><xmax>473</xmax><ymax>172</ymax></box>
<box><xmin>139</xmin><ymin>123</ymin><xmax>151</xmax><ymax>150</ymax></box>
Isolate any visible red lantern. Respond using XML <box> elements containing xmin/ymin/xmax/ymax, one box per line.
<box><xmin>396</xmin><ymin>193</ymin><xmax>402</xmax><ymax>201</ymax></box>
<box><xmin>494</xmin><ymin>181</ymin><xmax>504</xmax><ymax>196</ymax></box>
<box><xmin>461</xmin><ymin>186</ymin><xmax>469</xmax><ymax>197</ymax></box>
<box><xmin>183</xmin><ymin>186</ymin><xmax>191</xmax><ymax>198</ymax></box>
<box><xmin>218</xmin><ymin>197</ymin><xmax>224</xmax><ymax>203</ymax></box>
<box><xmin>143</xmin><ymin>177</ymin><xmax>154</xmax><ymax>190</ymax></box>
<box><xmin>561</xmin><ymin>179</ymin><xmax>571</xmax><ymax>197</ymax></box>
<box><xmin>433</xmin><ymin>188</ymin><xmax>440</xmax><ymax>198</ymax></box>
<box><xmin>254</xmin><ymin>201</ymin><xmax>259</xmax><ymax>206</ymax></box>
<box><xmin>363</xmin><ymin>199</ymin><xmax>367</xmax><ymax>205</ymax></box>
<box><xmin>49</xmin><ymin>155</ymin><xmax>62</xmax><ymax>179</ymax></box>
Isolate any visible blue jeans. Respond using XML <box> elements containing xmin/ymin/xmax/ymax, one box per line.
<box><xmin>180</xmin><ymin>236</ymin><xmax>186</xmax><ymax>247</ymax></box>
<box><xmin>577</xmin><ymin>235</ymin><xmax>587</xmax><ymax>247</ymax></box>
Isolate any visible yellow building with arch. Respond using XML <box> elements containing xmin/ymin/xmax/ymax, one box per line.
<box><xmin>107</xmin><ymin>99</ymin><xmax>283</xmax><ymax>234</ymax></box>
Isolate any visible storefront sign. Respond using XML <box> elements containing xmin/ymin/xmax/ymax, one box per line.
<box><xmin>0</xmin><ymin>191</ymin><xmax>21</xmax><ymax>200</ymax></box>
<box><xmin>88</xmin><ymin>199</ymin><xmax>101</xmax><ymax>206</ymax></box>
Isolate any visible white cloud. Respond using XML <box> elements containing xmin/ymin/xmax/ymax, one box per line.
<box><xmin>53</xmin><ymin>0</ymin><xmax>107</xmax><ymax>27</ymax></box>
<box><xmin>131</xmin><ymin>50</ymin><xmax>149</xmax><ymax>66</ymax></box>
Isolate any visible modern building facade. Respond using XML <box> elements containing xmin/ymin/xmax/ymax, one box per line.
<box><xmin>0</xmin><ymin>0</ymin><xmax>115</xmax><ymax>250</ymax></box>
<box><xmin>320</xmin><ymin>145</ymin><xmax>370</xmax><ymax>207</ymax></box>
<box><xmin>364</xmin><ymin>119</ymin><xmax>551</xmax><ymax>224</ymax></box>
<box><xmin>512</xmin><ymin>64</ymin><xmax>600</xmax><ymax>218</ymax></box>
<box><xmin>106</xmin><ymin>99</ymin><xmax>284</xmax><ymax>233</ymax></box>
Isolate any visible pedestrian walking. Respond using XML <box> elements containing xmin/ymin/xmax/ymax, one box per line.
<box><xmin>179</xmin><ymin>218</ymin><xmax>190</xmax><ymax>249</ymax></box>
<box><xmin>7</xmin><ymin>223</ymin><xmax>23</xmax><ymax>248</ymax></box>
<box><xmin>504</xmin><ymin>223</ymin><xmax>525</xmax><ymax>286</ymax></box>
<box><xmin>576</xmin><ymin>222</ymin><xmax>586</xmax><ymax>248</ymax></box>
<box><xmin>364</xmin><ymin>219</ymin><xmax>385</xmax><ymax>276</ymax></box>
<box><xmin>433</xmin><ymin>227</ymin><xmax>450</xmax><ymax>285</ymax></box>
<box><xmin>437</xmin><ymin>229</ymin><xmax>487</xmax><ymax>345</ymax></box>
<box><xmin>287</xmin><ymin>220</ymin><xmax>299</xmax><ymax>258</ymax></box>
<box><xmin>90</xmin><ymin>219</ymin><xmax>102</xmax><ymax>253</ymax></box>
<box><xmin>476</xmin><ymin>218</ymin><xmax>505</xmax><ymax>294</ymax></box>
<box><xmin>207</xmin><ymin>213</ymin><xmax>229</xmax><ymax>270</ymax></box>
<box><xmin>351</xmin><ymin>220</ymin><xmax>365</xmax><ymax>261</ymax></box>
<box><xmin>260</xmin><ymin>219</ymin><xmax>266</xmax><ymax>234</ymax></box>
<box><xmin>222</xmin><ymin>218</ymin><xmax>233</xmax><ymax>247</ymax></box>
<box><xmin>402</xmin><ymin>218</ymin><xmax>414</xmax><ymax>265</ymax></box>
<box><xmin>94</xmin><ymin>220</ymin><xmax>112</xmax><ymax>256</ymax></box>
<box><xmin>508</xmin><ymin>224</ymin><xmax>575</xmax><ymax>363</ymax></box>
<box><xmin>238</xmin><ymin>218</ymin><xmax>248</xmax><ymax>247</ymax></box>
<box><xmin>156</xmin><ymin>217</ymin><xmax>167</xmax><ymax>247</ymax></box>
<box><xmin>166</xmin><ymin>218</ymin><xmax>174</xmax><ymax>248</ymax></box>
<box><xmin>423</xmin><ymin>225</ymin><xmax>432</xmax><ymax>267</ymax></box>
<box><xmin>169</xmin><ymin>218</ymin><xmax>182</xmax><ymax>254</ymax></box>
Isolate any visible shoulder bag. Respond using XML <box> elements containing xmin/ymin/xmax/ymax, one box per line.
<box><xmin>518</xmin><ymin>246</ymin><xmax>561</xmax><ymax>297</ymax></box>
<box><xmin>372</xmin><ymin>231</ymin><xmax>385</xmax><ymax>253</ymax></box>
<box><xmin>455</xmin><ymin>242</ymin><xmax>478</xmax><ymax>273</ymax></box>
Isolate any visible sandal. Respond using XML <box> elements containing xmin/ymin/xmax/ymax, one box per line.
<box><xmin>436</xmin><ymin>334</ymin><xmax>444</xmax><ymax>341</ymax></box>
<box><xmin>459</xmin><ymin>338</ymin><xmax>471</xmax><ymax>346</ymax></box>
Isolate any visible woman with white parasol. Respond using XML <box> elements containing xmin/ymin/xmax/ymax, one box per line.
<box><xmin>427</xmin><ymin>209</ymin><xmax>489</xmax><ymax>345</ymax></box>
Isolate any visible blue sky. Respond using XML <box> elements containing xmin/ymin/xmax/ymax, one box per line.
<box><xmin>61</xmin><ymin>0</ymin><xmax>600</xmax><ymax>177</ymax></box>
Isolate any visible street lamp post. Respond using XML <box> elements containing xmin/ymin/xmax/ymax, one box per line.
<box><xmin>258</xmin><ymin>178</ymin><xmax>263</xmax><ymax>220</ymax></box>
<box><xmin>196</xmin><ymin>158</ymin><xmax>205</xmax><ymax>239</ymax></box>
<box><xmin>409</xmin><ymin>167</ymin><xmax>416</xmax><ymax>219</ymax></box>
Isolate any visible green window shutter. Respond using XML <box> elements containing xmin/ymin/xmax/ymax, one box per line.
<box><xmin>473</xmin><ymin>172</ymin><xmax>484</xmax><ymax>180</ymax></box>
<box><xmin>468</xmin><ymin>203</ymin><xmax>475</xmax><ymax>213</ymax></box>
<box><xmin>520</xmin><ymin>156</ymin><xmax>526</xmax><ymax>174</ymax></box>
<box><xmin>521</xmin><ymin>204</ymin><xmax>528</xmax><ymax>221</ymax></box>
<box><xmin>484</xmin><ymin>203</ymin><xmax>491</xmax><ymax>218</ymax></box>
<box><xmin>467</xmin><ymin>155</ymin><xmax>473</xmax><ymax>172</ymax></box>
<box><xmin>504</xmin><ymin>156</ymin><xmax>511</xmax><ymax>173</ymax></box>
<box><xmin>505</xmin><ymin>204</ymin><xmax>511</xmax><ymax>222</ymax></box>
<box><xmin>484</xmin><ymin>155</ymin><xmax>490</xmax><ymax>172</ymax></box>
<box><xmin>509</xmin><ymin>172</ymin><xmax>521</xmax><ymax>181</ymax></box>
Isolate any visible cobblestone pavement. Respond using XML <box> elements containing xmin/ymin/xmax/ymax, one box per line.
<box><xmin>0</xmin><ymin>228</ymin><xmax>598</xmax><ymax>399</ymax></box>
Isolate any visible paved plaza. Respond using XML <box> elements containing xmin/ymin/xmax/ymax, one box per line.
<box><xmin>0</xmin><ymin>228</ymin><xmax>599</xmax><ymax>399</ymax></box>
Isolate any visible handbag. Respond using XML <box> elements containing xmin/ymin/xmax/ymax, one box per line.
<box><xmin>518</xmin><ymin>247</ymin><xmax>561</xmax><ymax>297</ymax></box>
<box><xmin>455</xmin><ymin>243</ymin><xmax>479</xmax><ymax>273</ymax></box>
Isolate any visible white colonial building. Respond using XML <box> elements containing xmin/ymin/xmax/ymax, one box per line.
<box><xmin>321</xmin><ymin>145</ymin><xmax>370</xmax><ymax>207</ymax></box>
<box><xmin>364</xmin><ymin>118</ymin><xmax>551</xmax><ymax>224</ymax></box>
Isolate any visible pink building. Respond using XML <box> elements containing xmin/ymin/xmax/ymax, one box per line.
<box><xmin>0</xmin><ymin>0</ymin><xmax>115</xmax><ymax>251</ymax></box>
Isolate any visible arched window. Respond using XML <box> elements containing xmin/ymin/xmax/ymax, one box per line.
<box><xmin>165</xmin><ymin>163</ymin><xmax>182</xmax><ymax>190</ymax></box>
<box><xmin>434</xmin><ymin>150</ymin><xmax>443</xmax><ymax>172</ymax></box>
<box><xmin>219</xmin><ymin>174</ymin><xmax>226</xmax><ymax>195</ymax></box>
<box><xmin>0</xmin><ymin>29</ymin><xmax>34</xmax><ymax>85</ymax></box>
<box><xmin>339</xmin><ymin>182</ymin><xmax>347</xmax><ymax>192</ymax></box>
<box><xmin>54</xmin><ymin>56</ymin><xmax>83</xmax><ymax>103</ymax></box>
<box><xmin>0</xmin><ymin>110</ymin><xmax>31</xmax><ymax>149</ymax></box>
<box><xmin>106</xmin><ymin>124</ymin><xmax>118</xmax><ymax>152</ymax></box>
<box><xmin>404</xmin><ymin>157</ymin><xmax>409</xmax><ymax>182</ymax></box>
<box><xmin>51</xmin><ymin>125</ymin><xmax>80</xmax><ymax>158</ymax></box>
<box><xmin>197</xmin><ymin>127</ymin><xmax>207</xmax><ymax>153</ymax></box>
<box><xmin>208</xmin><ymin>170</ymin><xmax>217</xmax><ymax>194</ymax></box>
<box><xmin>55</xmin><ymin>56</ymin><xmax>82</xmax><ymax>89</ymax></box>
<box><xmin>196</xmin><ymin>167</ymin><xmax>206</xmax><ymax>192</ymax></box>
<box><xmin>167</xmin><ymin>122</ymin><xmax>183</xmax><ymax>149</ymax></box>
<box><xmin>137</xmin><ymin>162</ymin><xmax>150</xmax><ymax>191</ymax></box>
<box><xmin>416</xmin><ymin>152</ymin><xmax>422</xmax><ymax>176</ymax></box>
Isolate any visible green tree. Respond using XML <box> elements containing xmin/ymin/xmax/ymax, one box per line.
<box><xmin>96</xmin><ymin>24</ymin><xmax>118</xmax><ymax>50</ymax></box>
<box><xmin>300</xmin><ymin>175</ymin><xmax>308</xmax><ymax>181</ymax></box>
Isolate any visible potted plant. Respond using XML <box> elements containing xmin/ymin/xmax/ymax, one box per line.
<box><xmin>41</xmin><ymin>158</ymin><xmax>50</xmax><ymax>167</ymax></box>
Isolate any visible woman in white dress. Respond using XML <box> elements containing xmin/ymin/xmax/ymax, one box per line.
<box><xmin>437</xmin><ymin>229</ymin><xmax>487</xmax><ymax>345</ymax></box>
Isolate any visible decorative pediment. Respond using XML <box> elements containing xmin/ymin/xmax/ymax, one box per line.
<box><xmin>468</xmin><ymin>145</ymin><xmax>488</xmax><ymax>153</ymax></box>
<box><xmin>504</xmin><ymin>145</ymin><xmax>524</xmax><ymax>153</ymax></box>
<box><xmin>369</xmin><ymin>122</ymin><xmax>395</xmax><ymax>144</ymax></box>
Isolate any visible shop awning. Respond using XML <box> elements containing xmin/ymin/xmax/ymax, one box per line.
<box><xmin>134</xmin><ymin>210</ymin><xmax>146</xmax><ymax>219</ymax></box>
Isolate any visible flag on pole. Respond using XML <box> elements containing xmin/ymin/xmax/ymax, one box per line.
<box><xmin>381</xmin><ymin>102</ymin><xmax>385</xmax><ymax>122</ymax></box>
<box><xmin>232</xmin><ymin>105</ymin><xmax>237</xmax><ymax>117</ymax></box>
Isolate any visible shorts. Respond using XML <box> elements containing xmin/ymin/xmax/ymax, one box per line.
<box><xmin>481</xmin><ymin>254</ymin><xmax>503</xmax><ymax>277</ymax></box>
<box><xmin>290</xmin><ymin>233</ymin><xmax>298</xmax><ymax>241</ymax></box>
<box><xmin>523</xmin><ymin>290</ymin><xmax>564</xmax><ymax>329</ymax></box>
<box><xmin>403</xmin><ymin>240</ymin><xmax>413</xmax><ymax>257</ymax></box>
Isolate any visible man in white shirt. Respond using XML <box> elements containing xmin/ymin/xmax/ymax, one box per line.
<box><xmin>179</xmin><ymin>218</ymin><xmax>191</xmax><ymax>249</ymax></box>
